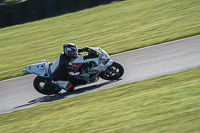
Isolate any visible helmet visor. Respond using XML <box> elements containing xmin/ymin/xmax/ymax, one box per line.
<box><xmin>70</xmin><ymin>47</ymin><xmax>78</xmax><ymax>58</ymax></box>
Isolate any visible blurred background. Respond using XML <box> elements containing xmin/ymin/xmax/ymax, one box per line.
<box><xmin>0</xmin><ymin>0</ymin><xmax>122</xmax><ymax>28</ymax></box>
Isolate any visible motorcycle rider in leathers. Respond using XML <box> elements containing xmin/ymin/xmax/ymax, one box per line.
<box><xmin>49</xmin><ymin>43</ymin><xmax>98</xmax><ymax>92</ymax></box>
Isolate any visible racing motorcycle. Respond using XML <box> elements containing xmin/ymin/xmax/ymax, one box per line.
<box><xmin>23</xmin><ymin>47</ymin><xmax>124</xmax><ymax>95</ymax></box>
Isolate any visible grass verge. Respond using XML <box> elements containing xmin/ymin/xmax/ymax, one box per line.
<box><xmin>0</xmin><ymin>0</ymin><xmax>200</xmax><ymax>80</ymax></box>
<box><xmin>0</xmin><ymin>67</ymin><xmax>200</xmax><ymax>132</ymax></box>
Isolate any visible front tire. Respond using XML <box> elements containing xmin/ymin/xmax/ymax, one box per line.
<box><xmin>33</xmin><ymin>76</ymin><xmax>62</xmax><ymax>95</ymax></box>
<box><xmin>99</xmin><ymin>62</ymin><xmax>124</xmax><ymax>80</ymax></box>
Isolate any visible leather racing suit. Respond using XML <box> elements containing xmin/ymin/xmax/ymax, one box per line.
<box><xmin>49</xmin><ymin>47</ymin><xmax>98</xmax><ymax>91</ymax></box>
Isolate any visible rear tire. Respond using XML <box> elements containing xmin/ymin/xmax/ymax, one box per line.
<box><xmin>99</xmin><ymin>62</ymin><xmax>124</xmax><ymax>80</ymax></box>
<box><xmin>33</xmin><ymin>76</ymin><xmax>62</xmax><ymax>95</ymax></box>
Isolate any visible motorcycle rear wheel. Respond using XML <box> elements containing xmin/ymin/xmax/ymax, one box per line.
<box><xmin>33</xmin><ymin>76</ymin><xmax>62</xmax><ymax>95</ymax></box>
<box><xmin>99</xmin><ymin>62</ymin><xmax>124</xmax><ymax>80</ymax></box>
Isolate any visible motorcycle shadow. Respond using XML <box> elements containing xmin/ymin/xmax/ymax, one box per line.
<box><xmin>15</xmin><ymin>79</ymin><xmax>121</xmax><ymax>109</ymax></box>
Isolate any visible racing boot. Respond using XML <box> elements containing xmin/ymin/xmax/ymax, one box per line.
<box><xmin>53</xmin><ymin>80</ymin><xmax>75</xmax><ymax>92</ymax></box>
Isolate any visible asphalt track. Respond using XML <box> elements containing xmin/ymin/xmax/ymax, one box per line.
<box><xmin>0</xmin><ymin>35</ymin><xmax>200</xmax><ymax>114</ymax></box>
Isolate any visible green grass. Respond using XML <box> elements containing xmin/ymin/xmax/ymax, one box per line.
<box><xmin>1</xmin><ymin>0</ymin><xmax>200</xmax><ymax>80</ymax></box>
<box><xmin>0</xmin><ymin>67</ymin><xmax>200</xmax><ymax>133</ymax></box>
<box><xmin>4</xmin><ymin>0</ymin><xmax>20</xmax><ymax>4</ymax></box>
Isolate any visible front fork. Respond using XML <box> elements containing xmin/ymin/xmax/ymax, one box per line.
<box><xmin>104</xmin><ymin>60</ymin><xmax>114</xmax><ymax>75</ymax></box>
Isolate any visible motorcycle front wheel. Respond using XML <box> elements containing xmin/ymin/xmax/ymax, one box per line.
<box><xmin>33</xmin><ymin>76</ymin><xmax>62</xmax><ymax>95</ymax></box>
<box><xmin>99</xmin><ymin>62</ymin><xmax>124</xmax><ymax>80</ymax></box>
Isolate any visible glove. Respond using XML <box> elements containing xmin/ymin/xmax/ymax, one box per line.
<box><xmin>84</xmin><ymin>46</ymin><xmax>90</xmax><ymax>52</ymax></box>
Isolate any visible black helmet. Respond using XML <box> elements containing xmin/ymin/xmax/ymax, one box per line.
<box><xmin>63</xmin><ymin>43</ymin><xmax>78</xmax><ymax>59</ymax></box>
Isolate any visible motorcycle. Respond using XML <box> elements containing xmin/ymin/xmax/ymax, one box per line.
<box><xmin>23</xmin><ymin>47</ymin><xmax>124</xmax><ymax>95</ymax></box>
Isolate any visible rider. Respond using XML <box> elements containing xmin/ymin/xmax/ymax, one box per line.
<box><xmin>49</xmin><ymin>43</ymin><xmax>98</xmax><ymax>92</ymax></box>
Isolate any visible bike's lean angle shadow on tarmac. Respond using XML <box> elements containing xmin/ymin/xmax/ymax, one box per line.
<box><xmin>14</xmin><ymin>79</ymin><xmax>122</xmax><ymax>109</ymax></box>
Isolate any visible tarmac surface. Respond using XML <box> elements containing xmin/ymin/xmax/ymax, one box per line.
<box><xmin>0</xmin><ymin>35</ymin><xmax>200</xmax><ymax>114</ymax></box>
